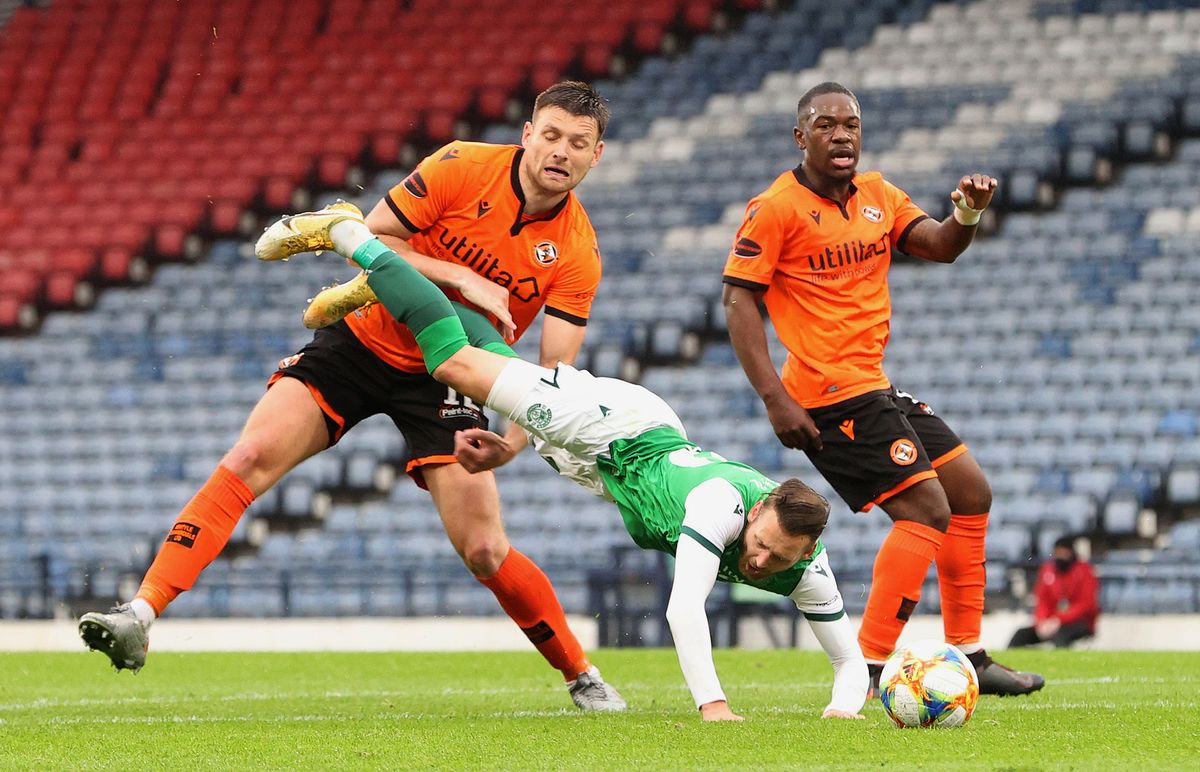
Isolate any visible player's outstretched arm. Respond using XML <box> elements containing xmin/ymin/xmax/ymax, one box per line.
<box><xmin>900</xmin><ymin>174</ymin><xmax>998</xmax><ymax>264</ymax></box>
<box><xmin>722</xmin><ymin>284</ymin><xmax>822</xmax><ymax>451</ymax></box>
<box><xmin>809</xmin><ymin>614</ymin><xmax>868</xmax><ymax>720</ymax></box>
<box><xmin>667</xmin><ymin>536</ymin><xmax>742</xmax><ymax>721</ymax></box>
<box><xmin>789</xmin><ymin>551</ymin><xmax>868</xmax><ymax>719</ymax></box>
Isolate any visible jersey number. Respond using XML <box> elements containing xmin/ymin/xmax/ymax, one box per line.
<box><xmin>667</xmin><ymin>446</ymin><xmax>727</xmax><ymax>468</ymax></box>
<box><xmin>443</xmin><ymin>387</ymin><xmax>478</xmax><ymax>410</ymax></box>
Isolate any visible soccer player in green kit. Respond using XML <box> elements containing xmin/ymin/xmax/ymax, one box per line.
<box><xmin>254</xmin><ymin>203</ymin><xmax>869</xmax><ymax>721</ymax></box>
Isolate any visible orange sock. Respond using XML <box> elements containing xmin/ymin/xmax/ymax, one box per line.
<box><xmin>478</xmin><ymin>548</ymin><xmax>589</xmax><ymax>680</ymax></box>
<box><xmin>858</xmin><ymin>520</ymin><xmax>945</xmax><ymax>661</ymax></box>
<box><xmin>136</xmin><ymin>465</ymin><xmax>255</xmax><ymax>614</ymax></box>
<box><xmin>936</xmin><ymin>513</ymin><xmax>989</xmax><ymax>647</ymax></box>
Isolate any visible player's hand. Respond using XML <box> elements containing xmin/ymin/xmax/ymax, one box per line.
<box><xmin>764</xmin><ymin>393</ymin><xmax>823</xmax><ymax>451</ymax></box>
<box><xmin>453</xmin><ymin>428</ymin><xmax>514</xmax><ymax>473</ymax></box>
<box><xmin>457</xmin><ymin>272</ymin><xmax>517</xmax><ymax>342</ymax></box>
<box><xmin>950</xmin><ymin>174</ymin><xmax>998</xmax><ymax>212</ymax></box>
<box><xmin>822</xmin><ymin>708</ymin><xmax>866</xmax><ymax>720</ymax></box>
<box><xmin>699</xmin><ymin>700</ymin><xmax>744</xmax><ymax>722</ymax></box>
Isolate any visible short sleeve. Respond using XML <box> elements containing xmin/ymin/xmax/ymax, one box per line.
<box><xmin>722</xmin><ymin>195</ymin><xmax>788</xmax><ymax>291</ymax></box>
<box><xmin>383</xmin><ymin>141</ymin><xmax>469</xmax><ymax>234</ymax></box>
<box><xmin>680</xmin><ymin>478</ymin><xmax>746</xmax><ymax>558</ymax></box>
<box><xmin>787</xmin><ymin>548</ymin><xmax>846</xmax><ymax>621</ymax></box>
<box><xmin>885</xmin><ymin>179</ymin><xmax>930</xmax><ymax>252</ymax></box>
<box><xmin>544</xmin><ymin>234</ymin><xmax>602</xmax><ymax>326</ymax></box>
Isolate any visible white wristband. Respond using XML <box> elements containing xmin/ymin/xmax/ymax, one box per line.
<box><xmin>952</xmin><ymin>194</ymin><xmax>982</xmax><ymax>226</ymax></box>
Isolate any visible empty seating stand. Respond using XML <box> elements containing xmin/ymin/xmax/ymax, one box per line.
<box><xmin>2</xmin><ymin>0</ymin><xmax>1199</xmax><ymax>617</ymax></box>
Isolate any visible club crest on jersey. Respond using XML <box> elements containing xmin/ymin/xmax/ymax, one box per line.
<box><xmin>733</xmin><ymin>237</ymin><xmax>762</xmax><ymax>258</ymax></box>
<box><xmin>278</xmin><ymin>353</ymin><xmax>303</xmax><ymax>369</ymax></box>
<box><xmin>861</xmin><ymin>206</ymin><xmax>883</xmax><ymax>222</ymax></box>
<box><xmin>890</xmin><ymin>439</ymin><xmax>918</xmax><ymax>466</ymax></box>
<box><xmin>532</xmin><ymin>241</ymin><xmax>559</xmax><ymax>266</ymax></box>
<box><xmin>525</xmin><ymin>403</ymin><xmax>553</xmax><ymax>429</ymax></box>
<box><xmin>402</xmin><ymin>170</ymin><xmax>428</xmax><ymax>199</ymax></box>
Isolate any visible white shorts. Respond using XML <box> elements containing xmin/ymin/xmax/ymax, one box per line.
<box><xmin>486</xmin><ymin>360</ymin><xmax>686</xmax><ymax>498</ymax></box>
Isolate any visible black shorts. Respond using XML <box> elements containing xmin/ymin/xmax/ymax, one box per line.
<box><xmin>268</xmin><ymin>320</ymin><xmax>488</xmax><ymax>488</ymax></box>
<box><xmin>803</xmin><ymin>387</ymin><xmax>967</xmax><ymax>513</ymax></box>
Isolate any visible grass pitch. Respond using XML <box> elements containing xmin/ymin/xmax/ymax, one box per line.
<box><xmin>1</xmin><ymin>649</ymin><xmax>1195</xmax><ymax>770</ymax></box>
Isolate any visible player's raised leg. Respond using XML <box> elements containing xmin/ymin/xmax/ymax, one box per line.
<box><xmin>256</xmin><ymin>206</ymin><xmax>626</xmax><ymax>710</ymax></box>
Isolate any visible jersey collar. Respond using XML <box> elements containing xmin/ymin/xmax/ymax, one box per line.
<box><xmin>509</xmin><ymin>147</ymin><xmax>571</xmax><ymax>236</ymax></box>
<box><xmin>791</xmin><ymin>165</ymin><xmax>857</xmax><ymax>219</ymax></box>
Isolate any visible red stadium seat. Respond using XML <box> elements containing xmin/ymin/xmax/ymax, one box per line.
<box><xmin>0</xmin><ymin>0</ymin><xmax>705</xmax><ymax>327</ymax></box>
<box><xmin>155</xmin><ymin>225</ymin><xmax>187</xmax><ymax>259</ymax></box>
<box><xmin>0</xmin><ymin>269</ymin><xmax>41</xmax><ymax>304</ymax></box>
<box><xmin>44</xmin><ymin>271</ymin><xmax>82</xmax><ymax>309</ymax></box>
<box><xmin>209</xmin><ymin>202</ymin><xmax>243</xmax><ymax>235</ymax></box>
<box><xmin>99</xmin><ymin>247</ymin><xmax>135</xmax><ymax>284</ymax></box>
<box><xmin>370</xmin><ymin>133</ymin><xmax>403</xmax><ymax>166</ymax></box>
<box><xmin>316</xmin><ymin>155</ymin><xmax>351</xmax><ymax>189</ymax></box>
<box><xmin>683</xmin><ymin>0</ymin><xmax>719</xmax><ymax>31</ymax></box>
<box><xmin>263</xmin><ymin>177</ymin><xmax>297</xmax><ymax>210</ymax></box>
<box><xmin>56</xmin><ymin>248</ymin><xmax>99</xmax><ymax>280</ymax></box>
<box><xmin>477</xmin><ymin>88</ymin><xmax>511</xmax><ymax>122</ymax></box>
<box><xmin>0</xmin><ymin>296</ymin><xmax>27</xmax><ymax>332</ymax></box>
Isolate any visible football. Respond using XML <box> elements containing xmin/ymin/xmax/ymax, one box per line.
<box><xmin>879</xmin><ymin>640</ymin><xmax>980</xmax><ymax>728</ymax></box>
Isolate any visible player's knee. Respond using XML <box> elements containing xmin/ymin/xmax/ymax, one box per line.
<box><xmin>459</xmin><ymin>537</ymin><xmax>508</xmax><ymax>577</ymax></box>
<box><xmin>221</xmin><ymin>438</ymin><xmax>275</xmax><ymax>480</ymax></box>
<box><xmin>928</xmin><ymin>506</ymin><xmax>952</xmax><ymax>532</ymax></box>
<box><xmin>885</xmin><ymin>481</ymin><xmax>952</xmax><ymax>531</ymax></box>
<box><xmin>953</xmin><ymin>482</ymin><xmax>992</xmax><ymax>516</ymax></box>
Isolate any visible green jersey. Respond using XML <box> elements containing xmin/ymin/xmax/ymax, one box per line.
<box><xmin>597</xmin><ymin>427</ymin><xmax>823</xmax><ymax>597</ymax></box>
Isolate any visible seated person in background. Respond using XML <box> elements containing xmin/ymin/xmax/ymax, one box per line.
<box><xmin>1009</xmin><ymin>537</ymin><xmax>1099</xmax><ymax>649</ymax></box>
<box><xmin>252</xmin><ymin>202</ymin><xmax>870</xmax><ymax>722</ymax></box>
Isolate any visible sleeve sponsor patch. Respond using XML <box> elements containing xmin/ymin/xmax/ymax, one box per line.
<box><xmin>402</xmin><ymin>170</ymin><xmax>428</xmax><ymax>199</ymax></box>
<box><xmin>732</xmin><ymin>236</ymin><xmax>763</xmax><ymax>258</ymax></box>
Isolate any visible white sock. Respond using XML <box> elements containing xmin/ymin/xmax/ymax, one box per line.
<box><xmin>129</xmin><ymin>597</ymin><xmax>157</xmax><ymax>628</ymax></box>
<box><xmin>955</xmin><ymin>641</ymin><xmax>983</xmax><ymax>655</ymax></box>
<box><xmin>330</xmin><ymin>219</ymin><xmax>375</xmax><ymax>258</ymax></box>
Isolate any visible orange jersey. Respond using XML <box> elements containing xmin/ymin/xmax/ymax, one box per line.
<box><xmin>722</xmin><ymin>167</ymin><xmax>929</xmax><ymax>408</ymax></box>
<box><xmin>345</xmin><ymin>141</ymin><xmax>602</xmax><ymax>372</ymax></box>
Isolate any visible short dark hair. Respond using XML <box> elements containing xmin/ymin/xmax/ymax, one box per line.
<box><xmin>764</xmin><ymin>478</ymin><xmax>829</xmax><ymax>539</ymax></box>
<box><xmin>1053</xmin><ymin>536</ymin><xmax>1076</xmax><ymax>555</ymax></box>
<box><xmin>533</xmin><ymin>80</ymin><xmax>610</xmax><ymax>140</ymax></box>
<box><xmin>797</xmin><ymin>81</ymin><xmax>858</xmax><ymax>121</ymax></box>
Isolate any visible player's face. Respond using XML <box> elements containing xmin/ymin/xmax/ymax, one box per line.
<box><xmin>738</xmin><ymin>502</ymin><xmax>817</xmax><ymax>581</ymax></box>
<box><xmin>794</xmin><ymin>93</ymin><xmax>861</xmax><ymax>182</ymax></box>
<box><xmin>520</xmin><ymin>106</ymin><xmax>604</xmax><ymax>197</ymax></box>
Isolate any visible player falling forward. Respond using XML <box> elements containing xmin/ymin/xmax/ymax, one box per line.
<box><xmin>79</xmin><ymin>82</ymin><xmax>624</xmax><ymax>711</ymax></box>
<box><xmin>722</xmin><ymin>82</ymin><xmax>1043</xmax><ymax>696</ymax></box>
<box><xmin>251</xmin><ymin>203</ymin><xmax>870</xmax><ymax>721</ymax></box>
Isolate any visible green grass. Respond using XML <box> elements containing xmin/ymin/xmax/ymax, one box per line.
<box><xmin>1</xmin><ymin>649</ymin><xmax>1195</xmax><ymax>770</ymax></box>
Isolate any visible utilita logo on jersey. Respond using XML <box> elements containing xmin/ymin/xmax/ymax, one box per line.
<box><xmin>804</xmin><ymin>232</ymin><xmax>889</xmax><ymax>275</ymax></box>
<box><xmin>433</xmin><ymin>226</ymin><xmax>541</xmax><ymax>302</ymax></box>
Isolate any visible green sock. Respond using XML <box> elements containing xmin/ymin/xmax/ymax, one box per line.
<box><xmin>351</xmin><ymin>238</ymin><xmax>391</xmax><ymax>270</ymax></box>
<box><xmin>364</xmin><ymin>251</ymin><xmax>468</xmax><ymax>373</ymax></box>
<box><xmin>450</xmin><ymin>302</ymin><xmax>517</xmax><ymax>358</ymax></box>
